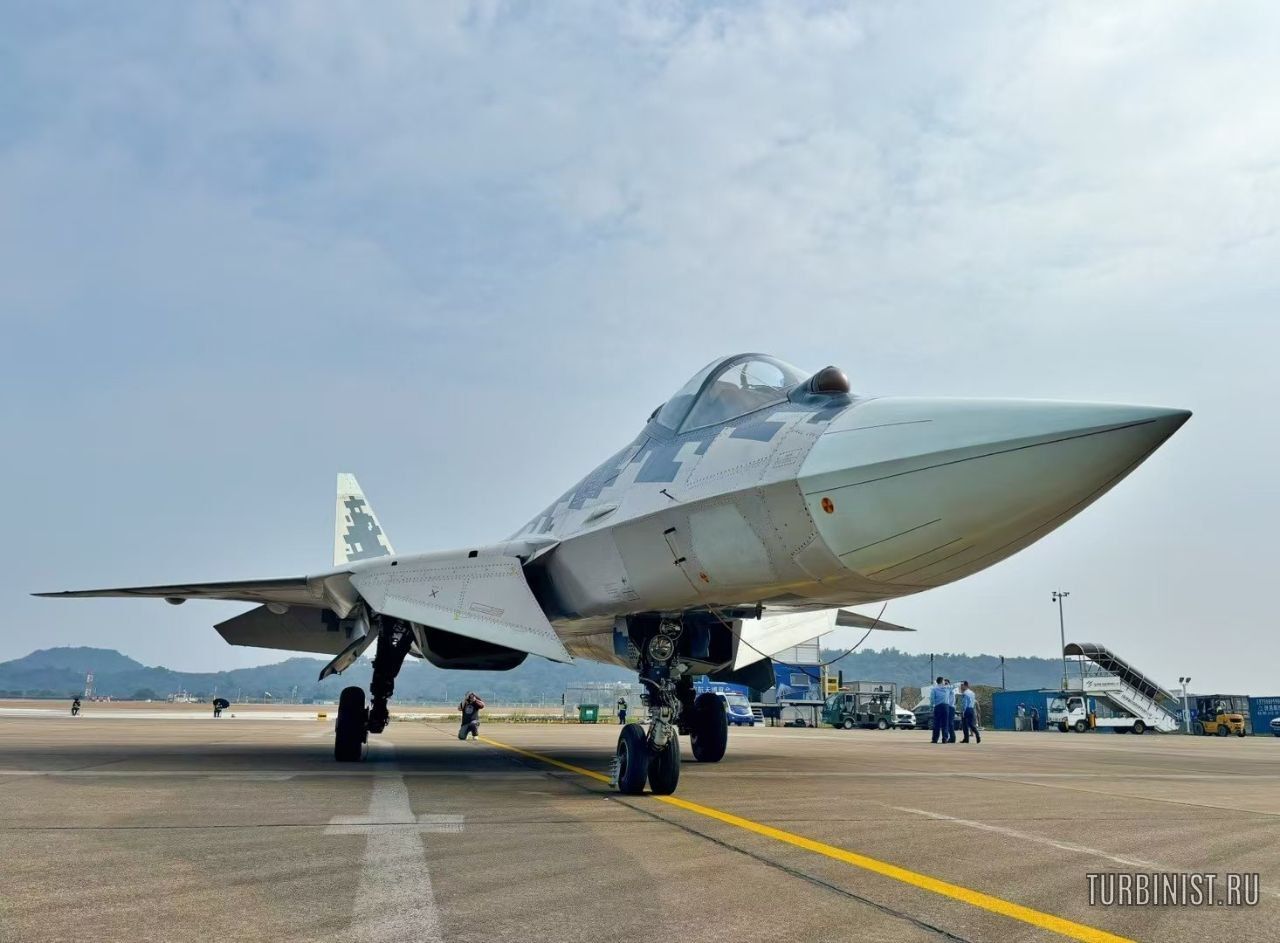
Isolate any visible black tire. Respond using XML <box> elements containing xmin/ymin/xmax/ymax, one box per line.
<box><xmin>647</xmin><ymin>734</ymin><xmax>681</xmax><ymax>795</ymax></box>
<box><xmin>335</xmin><ymin>686</ymin><xmax>366</xmax><ymax>762</ymax></box>
<box><xmin>841</xmin><ymin>718</ymin><xmax>855</xmax><ymax>730</ymax></box>
<box><xmin>1217</xmin><ymin>724</ymin><xmax>1230</xmax><ymax>737</ymax></box>
<box><xmin>616</xmin><ymin>724</ymin><xmax>649</xmax><ymax>795</ymax></box>
<box><xmin>690</xmin><ymin>692</ymin><xmax>728</xmax><ymax>763</ymax></box>
<box><xmin>1237</xmin><ymin>728</ymin><xmax>1247</xmax><ymax>738</ymax></box>
<box><xmin>1073</xmin><ymin>720</ymin><xmax>1087</xmax><ymax>734</ymax></box>
<box><xmin>1132</xmin><ymin>720</ymin><xmax>1145</xmax><ymax>735</ymax></box>
<box><xmin>1193</xmin><ymin>721</ymin><xmax>1205</xmax><ymax>736</ymax></box>
<box><xmin>1058</xmin><ymin>722</ymin><xmax>1068</xmax><ymax>733</ymax></box>
<box><xmin>877</xmin><ymin>718</ymin><xmax>889</xmax><ymax>731</ymax></box>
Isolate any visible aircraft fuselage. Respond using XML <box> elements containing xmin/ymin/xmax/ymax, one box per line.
<box><xmin>518</xmin><ymin>364</ymin><xmax>1188</xmax><ymax>665</ymax></box>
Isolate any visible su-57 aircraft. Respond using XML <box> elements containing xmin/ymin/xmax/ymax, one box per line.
<box><xmin>40</xmin><ymin>353</ymin><xmax>1190</xmax><ymax>795</ymax></box>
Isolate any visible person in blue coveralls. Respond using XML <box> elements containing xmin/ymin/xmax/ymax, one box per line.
<box><xmin>942</xmin><ymin>679</ymin><xmax>957</xmax><ymax>743</ymax></box>
<box><xmin>960</xmin><ymin>681</ymin><xmax>981</xmax><ymax>744</ymax></box>
<box><xmin>930</xmin><ymin>677</ymin><xmax>948</xmax><ymax>743</ymax></box>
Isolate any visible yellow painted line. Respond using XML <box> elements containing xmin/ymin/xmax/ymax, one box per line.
<box><xmin>476</xmin><ymin>736</ymin><xmax>611</xmax><ymax>784</ymax></box>
<box><xmin>479</xmin><ymin>735</ymin><xmax>1136</xmax><ymax>943</ymax></box>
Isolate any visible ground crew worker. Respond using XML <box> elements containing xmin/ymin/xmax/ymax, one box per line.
<box><xmin>930</xmin><ymin>677</ymin><xmax>948</xmax><ymax>743</ymax></box>
<box><xmin>71</xmin><ymin>696</ymin><xmax>81</xmax><ymax>717</ymax></box>
<box><xmin>960</xmin><ymin>681</ymin><xmax>981</xmax><ymax>744</ymax></box>
<box><xmin>458</xmin><ymin>692</ymin><xmax>485</xmax><ymax>740</ymax></box>
<box><xmin>617</xmin><ymin>696</ymin><xmax>628</xmax><ymax>725</ymax></box>
<box><xmin>942</xmin><ymin>679</ymin><xmax>957</xmax><ymax>743</ymax></box>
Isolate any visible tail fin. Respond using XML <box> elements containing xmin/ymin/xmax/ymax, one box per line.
<box><xmin>334</xmin><ymin>473</ymin><xmax>395</xmax><ymax>566</ymax></box>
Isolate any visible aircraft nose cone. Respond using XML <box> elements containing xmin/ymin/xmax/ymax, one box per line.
<box><xmin>798</xmin><ymin>398</ymin><xmax>1190</xmax><ymax>588</ymax></box>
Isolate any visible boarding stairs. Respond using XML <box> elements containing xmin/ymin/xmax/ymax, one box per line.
<box><xmin>1063</xmin><ymin>642</ymin><xmax>1183</xmax><ymax>733</ymax></box>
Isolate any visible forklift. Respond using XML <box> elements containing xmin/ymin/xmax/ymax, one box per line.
<box><xmin>1191</xmin><ymin>696</ymin><xmax>1247</xmax><ymax>737</ymax></box>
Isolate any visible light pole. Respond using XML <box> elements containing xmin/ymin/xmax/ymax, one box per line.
<box><xmin>1000</xmin><ymin>655</ymin><xmax>1006</xmax><ymax>691</ymax></box>
<box><xmin>1051</xmin><ymin>591</ymin><xmax>1070</xmax><ymax>690</ymax></box>
<box><xmin>1179</xmin><ymin>677</ymin><xmax>1192</xmax><ymax>734</ymax></box>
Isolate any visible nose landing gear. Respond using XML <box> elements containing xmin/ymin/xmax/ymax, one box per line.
<box><xmin>614</xmin><ymin>619</ymin><xmax>726</xmax><ymax>795</ymax></box>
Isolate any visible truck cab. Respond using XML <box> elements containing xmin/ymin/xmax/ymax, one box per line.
<box><xmin>1048</xmin><ymin>694</ymin><xmax>1091</xmax><ymax>733</ymax></box>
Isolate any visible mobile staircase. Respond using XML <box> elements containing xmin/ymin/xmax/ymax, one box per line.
<box><xmin>1060</xmin><ymin>642</ymin><xmax>1183</xmax><ymax>734</ymax></box>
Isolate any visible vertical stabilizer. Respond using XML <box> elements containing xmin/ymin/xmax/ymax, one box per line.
<box><xmin>334</xmin><ymin>473</ymin><xmax>395</xmax><ymax>566</ymax></box>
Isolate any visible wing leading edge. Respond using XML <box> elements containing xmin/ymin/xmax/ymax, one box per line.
<box><xmin>34</xmin><ymin>576</ymin><xmax>326</xmax><ymax>609</ymax></box>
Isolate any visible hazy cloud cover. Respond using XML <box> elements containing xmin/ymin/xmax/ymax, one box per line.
<box><xmin>3</xmin><ymin>2</ymin><xmax>1276</xmax><ymax>690</ymax></box>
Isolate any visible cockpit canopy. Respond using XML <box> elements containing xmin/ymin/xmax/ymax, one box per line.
<box><xmin>653</xmin><ymin>354</ymin><xmax>809</xmax><ymax>433</ymax></box>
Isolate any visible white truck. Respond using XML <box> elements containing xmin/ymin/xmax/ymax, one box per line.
<box><xmin>1047</xmin><ymin>680</ymin><xmax>1177</xmax><ymax>735</ymax></box>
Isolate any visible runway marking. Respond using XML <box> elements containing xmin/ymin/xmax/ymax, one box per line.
<box><xmin>892</xmin><ymin>805</ymin><xmax>1280</xmax><ymax>901</ymax></box>
<box><xmin>477</xmin><ymin>736</ymin><xmax>1135</xmax><ymax>943</ymax></box>
<box><xmin>323</xmin><ymin>744</ymin><xmax>461</xmax><ymax>943</ymax></box>
<box><xmin>891</xmin><ymin>806</ymin><xmax>1161</xmax><ymax>868</ymax></box>
<box><xmin>976</xmin><ymin>774</ymin><xmax>1280</xmax><ymax>817</ymax></box>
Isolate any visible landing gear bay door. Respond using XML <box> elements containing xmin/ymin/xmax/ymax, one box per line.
<box><xmin>350</xmin><ymin>553</ymin><xmax>573</xmax><ymax>664</ymax></box>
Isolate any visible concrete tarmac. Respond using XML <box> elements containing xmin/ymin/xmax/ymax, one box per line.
<box><xmin>2</xmin><ymin>716</ymin><xmax>1277</xmax><ymax>943</ymax></box>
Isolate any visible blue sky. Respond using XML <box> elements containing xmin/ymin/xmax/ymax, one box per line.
<box><xmin>3</xmin><ymin>2</ymin><xmax>1277</xmax><ymax>690</ymax></box>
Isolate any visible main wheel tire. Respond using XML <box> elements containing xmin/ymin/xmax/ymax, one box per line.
<box><xmin>877</xmin><ymin>718</ymin><xmax>889</xmax><ymax>730</ymax></box>
<box><xmin>647</xmin><ymin>734</ymin><xmax>681</xmax><ymax>795</ymax></box>
<box><xmin>690</xmin><ymin>692</ymin><xmax>729</xmax><ymax>763</ymax></box>
<box><xmin>1217</xmin><ymin>724</ymin><xmax>1230</xmax><ymax>737</ymax></box>
<box><xmin>335</xmin><ymin>686</ymin><xmax>366</xmax><ymax>762</ymax></box>
<box><xmin>616</xmin><ymin>724</ymin><xmax>650</xmax><ymax>795</ymax></box>
<box><xmin>841</xmin><ymin>718</ymin><xmax>855</xmax><ymax>730</ymax></box>
<box><xmin>1132</xmin><ymin>720</ymin><xmax>1146</xmax><ymax>735</ymax></box>
<box><xmin>1073</xmin><ymin>720</ymin><xmax>1087</xmax><ymax>734</ymax></box>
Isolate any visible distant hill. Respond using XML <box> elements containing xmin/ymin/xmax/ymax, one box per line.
<box><xmin>0</xmin><ymin>645</ymin><xmax>1063</xmax><ymax>703</ymax></box>
<box><xmin>820</xmin><ymin>647</ymin><xmax>1062</xmax><ymax>692</ymax></box>
<box><xmin>0</xmin><ymin>646</ymin><xmax>634</xmax><ymax>703</ymax></box>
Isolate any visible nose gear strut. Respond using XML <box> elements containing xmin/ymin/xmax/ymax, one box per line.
<box><xmin>617</xmin><ymin>620</ymin><xmax>688</xmax><ymax>795</ymax></box>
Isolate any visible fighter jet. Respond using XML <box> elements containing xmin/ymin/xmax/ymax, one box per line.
<box><xmin>39</xmin><ymin>353</ymin><xmax>1190</xmax><ymax>795</ymax></box>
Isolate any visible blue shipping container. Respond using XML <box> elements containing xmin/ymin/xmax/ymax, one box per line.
<box><xmin>992</xmin><ymin>690</ymin><xmax>1053</xmax><ymax>730</ymax></box>
<box><xmin>1249</xmin><ymin>696</ymin><xmax>1280</xmax><ymax>737</ymax></box>
<box><xmin>992</xmin><ymin>689</ymin><xmax>1099</xmax><ymax>731</ymax></box>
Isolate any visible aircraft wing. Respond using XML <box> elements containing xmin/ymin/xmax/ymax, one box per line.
<box><xmin>35</xmin><ymin>474</ymin><xmax>571</xmax><ymax>665</ymax></box>
<box><xmin>350</xmin><ymin>553</ymin><xmax>572</xmax><ymax>664</ymax></box>
<box><xmin>33</xmin><ymin>576</ymin><xmax>332</xmax><ymax>609</ymax></box>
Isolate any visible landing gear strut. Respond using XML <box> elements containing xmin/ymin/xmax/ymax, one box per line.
<box><xmin>614</xmin><ymin>618</ymin><xmax>726</xmax><ymax>795</ymax></box>
<box><xmin>334</xmin><ymin>617</ymin><xmax>414</xmax><ymax>763</ymax></box>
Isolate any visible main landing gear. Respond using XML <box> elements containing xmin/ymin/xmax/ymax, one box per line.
<box><xmin>614</xmin><ymin>619</ymin><xmax>728</xmax><ymax>796</ymax></box>
<box><xmin>334</xmin><ymin>617</ymin><xmax>414</xmax><ymax>763</ymax></box>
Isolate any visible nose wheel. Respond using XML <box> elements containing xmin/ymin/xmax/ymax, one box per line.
<box><xmin>614</xmin><ymin>723</ymin><xmax>682</xmax><ymax>795</ymax></box>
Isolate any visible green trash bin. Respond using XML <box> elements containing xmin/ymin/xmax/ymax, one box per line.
<box><xmin>577</xmin><ymin>704</ymin><xmax>599</xmax><ymax>724</ymax></box>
